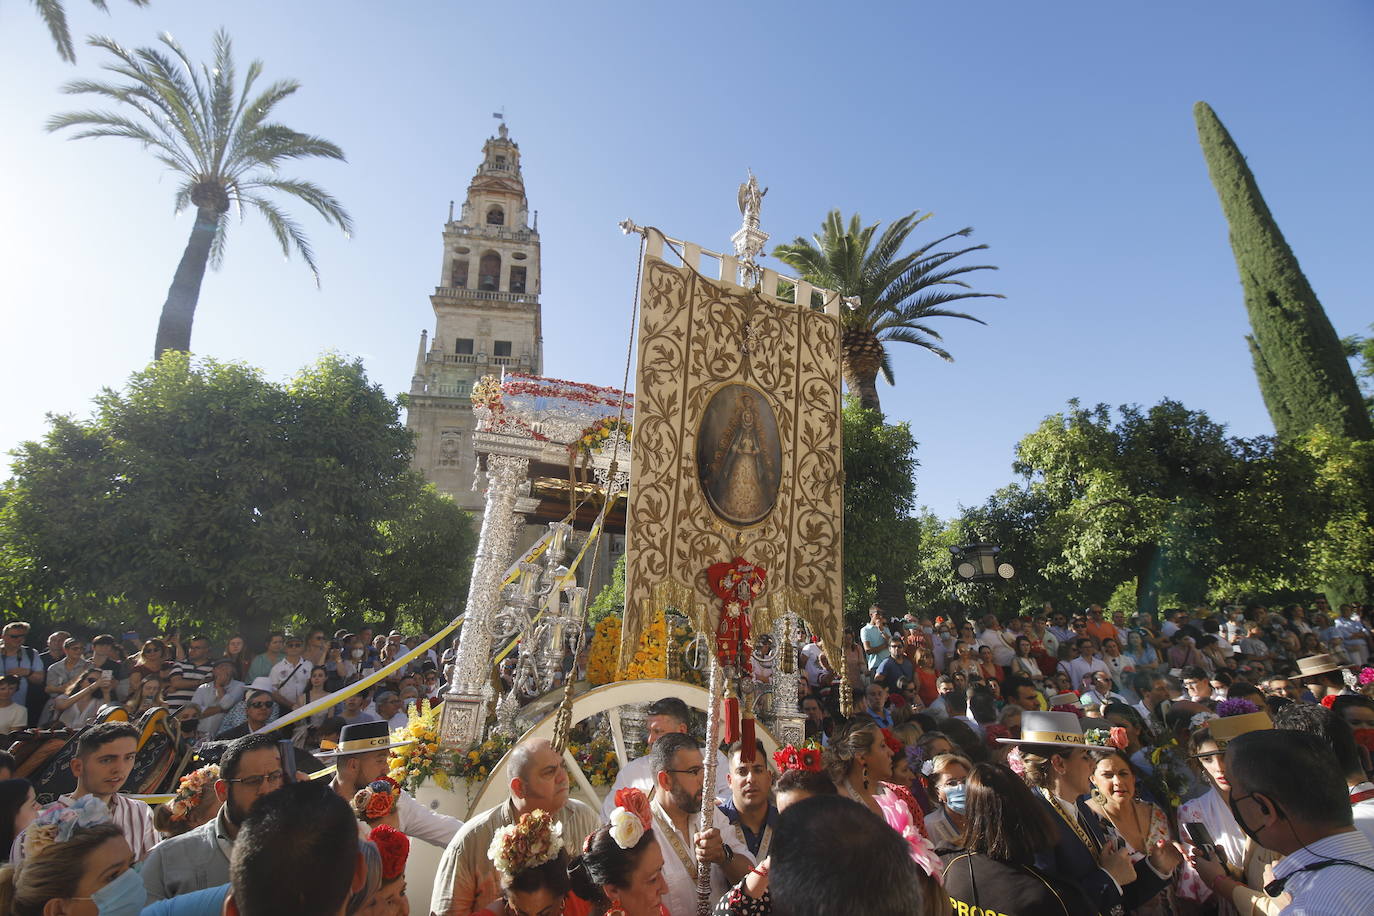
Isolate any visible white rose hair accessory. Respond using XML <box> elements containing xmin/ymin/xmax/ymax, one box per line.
<box><xmin>606</xmin><ymin>786</ymin><xmax>653</xmax><ymax>850</ymax></box>
<box><xmin>23</xmin><ymin>795</ymin><xmax>112</xmax><ymax>862</ymax></box>
<box><xmin>487</xmin><ymin>809</ymin><xmax>564</xmax><ymax>879</ymax></box>
<box><xmin>920</xmin><ymin>759</ymin><xmax>937</xmax><ymax>777</ymax></box>
<box><xmin>1190</xmin><ymin>710</ymin><xmax>1219</xmax><ymax>730</ymax></box>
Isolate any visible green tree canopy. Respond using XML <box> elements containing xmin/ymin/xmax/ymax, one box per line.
<box><xmin>0</xmin><ymin>353</ymin><xmax>472</xmax><ymax>641</ymax></box>
<box><xmin>48</xmin><ymin>29</ymin><xmax>352</xmax><ymax>357</ymax></box>
<box><xmin>842</xmin><ymin>397</ymin><xmax>920</xmax><ymax>622</ymax></box>
<box><xmin>1009</xmin><ymin>399</ymin><xmax>1319</xmax><ymax>616</ymax></box>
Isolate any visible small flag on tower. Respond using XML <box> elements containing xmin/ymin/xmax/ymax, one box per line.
<box><xmin>492</xmin><ymin>111</ymin><xmax>504</xmax><ymax>119</ymax></box>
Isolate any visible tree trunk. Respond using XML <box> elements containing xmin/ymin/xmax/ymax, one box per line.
<box><xmin>154</xmin><ymin>207</ymin><xmax>219</xmax><ymax>359</ymax></box>
<box><xmin>842</xmin><ymin>364</ymin><xmax>884</xmax><ymax>414</ymax></box>
<box><xmin>1134</xmin><ymin>545</ymin><xmax>1163</xmax><ymax>619</ymax></box>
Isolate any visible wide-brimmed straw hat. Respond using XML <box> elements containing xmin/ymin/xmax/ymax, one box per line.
<box><xmin>997</xmin><ymin>710</ymin><xmax>1086</xmax><ymax>748</ymax></box>
<box><xmin>1200</xmin><ymin>710</ymin><xmax>1272</xmax><ymax>752</ymax></box>
<box><xmin>1293</xmin><ymin>654</ymin><xmax>1343</xmax><ymax>678</ymax></box>
<box><xmin>315</xmin><ymin>719</ymin><xmax>415</xmax><ymax>758</ymax></box>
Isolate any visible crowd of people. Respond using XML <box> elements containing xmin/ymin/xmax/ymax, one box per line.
<box><xmin>3</xmin><ymin>600</ymin><xmax>1374</xmax><ymax>915</ymax></box>
<box><xmin>0</xmin><ymin>621</ymin><xmax>453</xmax><ymax>752</ymax></box>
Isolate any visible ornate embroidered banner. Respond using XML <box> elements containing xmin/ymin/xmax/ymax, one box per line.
<box><xmin>622</xmin><ymin>230</ymin><xmax>844</xmax><ymax>669</ymax></box>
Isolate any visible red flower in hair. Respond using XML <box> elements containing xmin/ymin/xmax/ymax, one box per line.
<box><xmin>613</xmin><ymin>786</ymin><xmax>652</xmax><ymax>829</ymax></box>
<box><xmin>881</xmin><ymin>728</ymin><xmax>904</xmax><ymax>756</ymax></box>
<box><xmin>1321</xmin><ymin>694</ymin><xmax>1338</xmax><ymax>709</ymax></box>
<box><xmin>369</xmin><ymin>825</ymin><xmax>410</xmax><ymax>881</ymax></box>
<box><xmin>797</xmin><ymin>748</ymin><xmax>822</xmax><ymax>772</ymax></box>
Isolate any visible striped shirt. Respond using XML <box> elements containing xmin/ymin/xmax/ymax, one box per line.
<box><xmin>11</xmin><ymin>793</ymin><xmax>159</xmax><ymax>867</ymax></box>
<box><xmin>1271</xmin><ymin>829</ymin><xmax>1374</xmax><ymax>915</ymax></box>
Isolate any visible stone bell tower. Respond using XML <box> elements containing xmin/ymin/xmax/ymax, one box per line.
<box><xmin>406</xmin><ymin>123</ymin><xmax>543</xmax><ymax>510</ymax></box>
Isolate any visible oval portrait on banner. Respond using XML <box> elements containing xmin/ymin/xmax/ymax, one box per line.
<box><xmin>696</xmin><ymin>384</ymin><xmax>782</xmax><ymax>527</ymax></box>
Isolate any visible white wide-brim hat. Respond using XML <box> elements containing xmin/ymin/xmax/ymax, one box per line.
<box><xmin>997</xmin><ymin>710</ymin><xmax>1087</xmax><ymax>749</ymax></box>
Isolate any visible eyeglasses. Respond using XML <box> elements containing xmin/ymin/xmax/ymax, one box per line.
<box><xmin>667</xmin><ymin>766</ymin><xmax>704</xmax><ymax>778</ymax></box>
<box><xmin>228</xmin><ymin>770</ymin><xmax>285</xmax><ymax>788</ymax></box>
<box><xmin>247</xmin><ymin>700</ymin><xmax>274</xmax><ymax>708</ymax></box>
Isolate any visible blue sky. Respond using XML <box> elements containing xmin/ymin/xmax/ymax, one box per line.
<box><xmin>1</xmin><ymin>1</ymin><xmax>1370</xmax><ymax>520</ymax></box>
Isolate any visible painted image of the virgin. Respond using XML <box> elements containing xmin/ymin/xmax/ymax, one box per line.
<box><xmin>697</xmin><ymin>384</ymin><xmax>782</xmax><ymax>526</ymax></box>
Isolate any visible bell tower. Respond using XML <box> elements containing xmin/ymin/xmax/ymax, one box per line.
<box><xmin>406</xmin><ymin>123</ymin><xmax>543</xmax><ymax>510</ymax></box>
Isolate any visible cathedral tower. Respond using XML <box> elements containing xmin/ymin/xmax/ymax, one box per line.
<box><xmin>406</xmin><ymin>123</ymin><xmax>542</xmax><ymax>509</ymax></box>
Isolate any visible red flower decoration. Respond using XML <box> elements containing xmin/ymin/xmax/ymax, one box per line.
<box><xmin>614</xmin><ymin>786</ymin><xmax>652</xmax><ymax>829</ymax></box>
<box><xmin>881</xmin><ymin>728</ymin><xmax>904</xmax><ymax>756</ymax></box>
<box><xmin>1322</xmin><ymin>694</ymin><xmax>1338</xmax><ymax>709</ymax></box>
<box><xmin>773</xmin><ymin>745</ymin><xmax>822</xmax><ymax>773</ymax></box>
<box><xmin>797</xmin><ymin>748</ymin><xmax>823</xmax><ymax>772</ymax></box>
<box><xmin>369</xmin><ymin>825</ymin><xmax>410</xmax><ymax>881</ymax></box>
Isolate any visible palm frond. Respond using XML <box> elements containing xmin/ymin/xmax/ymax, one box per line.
<box><xmin>240</xmin><ymin>177</ymin><xmax>352</xmax><ymax>234</ymax></box>
<box><xmin>246</xmin><ymin>194</ymin><xmax>319</xmax><ymax>283</ymax></box>
<box><xmin>31</xmin><ymin>0</ymin><xmax>76</xmax><ymax>62</ymax></box>
<box><xmin>208</xmin><ymin>209</ymin><xmax>231</xmax><ymax>269</ymax></box>
<box><xmin>881</xmin><ymin>328</ymin><xmax>954</xmax><ymax>362</ymax></box>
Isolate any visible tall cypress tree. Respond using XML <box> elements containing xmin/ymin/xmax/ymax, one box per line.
<box><xmin>1194</xmin><ymin>101</ymin><xmax>1373</xmax><ymax>442</ymax></box>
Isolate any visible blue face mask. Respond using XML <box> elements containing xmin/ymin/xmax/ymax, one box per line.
<box><xmin>943</xmin><ymin>782</ymin><xmax>968</xmax><ymax>814</ymax></box>
<box><xmin>78</xmin><ymin>866</ymin><xmax>147</xmax><ymax>916</ymax></box>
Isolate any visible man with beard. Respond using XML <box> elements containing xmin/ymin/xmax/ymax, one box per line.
<box><xmin>141</xmin><ymin>735</ymin><xmax>285</xmax><ymax>900</ymax></box>
<box><xmin>649</xmin><ymin>733</ymin><xmax>754</xmax><ymax>916</ymax></box>
<box><xmin>323</xmin><ymin>719</ymin><xmax>462</xmax><ymax>847</ymax></box>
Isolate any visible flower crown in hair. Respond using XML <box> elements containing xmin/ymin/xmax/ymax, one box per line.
<box><xmin>23</xmin><ymin>795</ymin><xmax>111</xmax><ymax>861</ymax></box>
<box><xmin>352</xmin><ymin>775</ymin><xmax>401</xmax><ymax>822</ymax></box>
<box><xmin>607</xmin><ymin>787</ymin><xmax>652</xmax><ymax>850</ymax></box>
<box><xmin>369</xmin><ymin>825</ymin><xmax>410</xmax><ymax>881</ymax></box>
<box><xmin>772</xmin><ymin>745</ymin><xmax>822</xmax><ymax>774</ymax></box>
<box><xmin>489</xmin><ymin>809</ymin><xmax>564</xmax><ymax>878</ymax></box>
<box><xmin>169</xmin><ymin>764</ymin><xmax>220</xmax><ymax>822</ymax></box>
<box><xmin>1084</xmin><ymin>727</ymin><xmax>1129</xmax><ymax>750</ymax></box>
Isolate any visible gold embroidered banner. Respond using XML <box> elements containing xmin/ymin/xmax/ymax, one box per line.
<box><xmin>622</xmin><ymin>240</ymin><xmax>844</xmax><ymax>670</ymax></box>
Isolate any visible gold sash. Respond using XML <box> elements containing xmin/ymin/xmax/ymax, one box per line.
<box><xmin>651</xmin><ymin>798</ymin><xmax>697</xmax><ymax>876</ymax></box>
<box><xmin>1039</xmin><ymin>788</ymin><xmax>1100</xmax><ymax>854</ymax></box>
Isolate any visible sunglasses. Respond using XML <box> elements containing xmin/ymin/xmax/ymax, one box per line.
<box><xmin>247</xmin><ymin>700</ymin><xmax>274</xmax><ymax>709</ymax></box>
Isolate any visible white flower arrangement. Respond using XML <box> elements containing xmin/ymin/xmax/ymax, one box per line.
<box><xmin>608</xmin><ymin>804</ymin><xmax>646</xmax><ymax>850</ymax></box>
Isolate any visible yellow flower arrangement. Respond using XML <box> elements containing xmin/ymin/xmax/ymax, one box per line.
<box><xmin>587</xmin><ymin>611</ymin><xmax>705</xmax><ymax>686</ymax></box>
<box><xmin>387</xmin><ymin>702</ymin><xmax>443</xmax><ymax>792</ymax></box>
<box><xmin>567</xmin><ymin>737</ymin><xmax>621</xmax><ymax>786</ymax></box>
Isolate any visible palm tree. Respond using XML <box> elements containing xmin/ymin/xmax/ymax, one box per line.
<box><xmin>773</xmin><ymin>210</ymin><xmax>1003</xmax><ymax>414</ymax></box>
<box><xmin>28</xmin><ymin>0</ymin><xmax>149</xmax><ymax>63</ymax></box>
<box><xmin>48</xmin><ymin>29</ymin><xmax>352</xmax><ymax>357</ymax></box>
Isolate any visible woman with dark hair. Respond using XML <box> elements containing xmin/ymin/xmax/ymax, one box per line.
<box><xmin>0</xmin><ymin>779</ymin><xmax>39</xmax><ymax>864</ymax></box>
<box><xmin>53</xmin><ymin>668</ymin><xmax>116</xmax><ymax>728</ymax></box>
<box><xmin>1005</xmin><ymin>711</ymin><xmax>1173</xmax><ymax>915</ymax></box>
<box><xmin>1174</xmin><ymin>714</ymin><xmax>1282</xmax><ymax>911</ymax></box>
<box><xmin>1085</xmin><ymin>747</ymin><xmax>1172</xmax><ymax>915</ymax></box>
<box><xmin>975</xmin><ymin>646</ymin><xmax>1002</xmax><ymax>684</ymax></box>
<box><xmin>940</xmin><ymin>763</ymin><xmax>1095</xmax><ymax>915</ymax></box>
<box><xmin>471</xmin><ymin>809</ymin><xmax>579</xmax><ymax>915</ymax></box>
<box><xmin>567</xmin><ymin>789</ymin><xmax>667</xmax><ymax>916</ymax></box>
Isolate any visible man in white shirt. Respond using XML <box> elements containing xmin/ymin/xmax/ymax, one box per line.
<box><xmin>190</xmin><ymin>657</ymin><xmax>246</xmax><ymax>739</ymax></box>
<box><xmin>600</xmin><ymin>696</ymin><xmax>729</xmax><ymax>819</ymax></box>
<box><xmin>267</xmin><ymin>635</ymin><xmax>311</xmax><ymax>709</ymax></box>
<box><xmin>1224</xmin><ymin>730</ymin><xmax>1374</xmax><ymax>912</ymax></box>
<box><xmin>976</xmin><ymin>615</ymin><xmax>1016</xmax><ymax>667</ymax></box>
<box><xmin>1273</xmin><ymin>701</ymin><xmax>1374</xmax><ymax>846</ymax></box>
<box><xmin>324</xmin><ymin>720</ymin><xmax>462</xmax><ymax>848</ymax></box>
<box><xmin>1059</xmin><ymin>638</ymin><xmax>1111</xmax><ymax>692</ymax></box>
<box><xmin>647</xmin><ymin>733</ymin><xmax>754</xmax><ymax>916</ymax></box>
